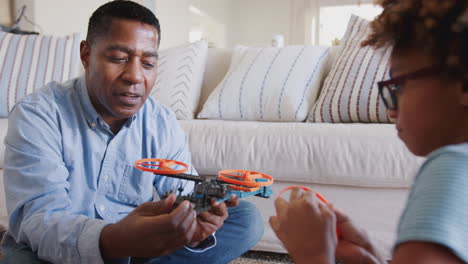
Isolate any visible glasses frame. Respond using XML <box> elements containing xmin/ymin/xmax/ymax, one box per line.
<box><xmin>377</xmin><ymin>65</ymin><xmax>441</xmax><ymax>110</ymax></box>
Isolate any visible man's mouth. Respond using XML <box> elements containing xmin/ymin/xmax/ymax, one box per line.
<box><xmin>119</xmin><ymin>92</ymin><xmax>141</xmax><ymax>98</ymax></box>
<box><xmin>116</xmin><ymin>92</ymin><xmax>143</xmax><ymax>105</ymax></box>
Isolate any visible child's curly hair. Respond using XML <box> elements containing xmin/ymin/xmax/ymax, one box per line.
<box><xmin>362</xmin><ymin>0</ymin><xmax>468</xmax><ymax>81</ymax></box>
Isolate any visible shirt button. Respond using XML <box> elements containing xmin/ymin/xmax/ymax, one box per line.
<box><xmin>99</xmin><ymin>205</ymin><xmax>105</xmax><ymax>211</ymax></box>
<box><xmin>90</xmin><ymin>122</ymin><xmax>96</xmax><ymax>128</ymax></box>
<box><xmin>104</xmin><ymin>175</ymin><xmax>109</xmax><ymax>182</ymax></box>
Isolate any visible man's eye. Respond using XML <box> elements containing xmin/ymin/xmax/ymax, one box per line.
<box><xmin>109</xmin><ymin>57</ymin><xmax>127</xmax><ymax>63</ymax></box>
<box><xmin>143</xmin><ymin>62</ymin><xmax>156</xmax><ymax>69</ymax></box>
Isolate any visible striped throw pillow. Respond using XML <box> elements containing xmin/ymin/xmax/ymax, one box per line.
<box><xmin>198</xmin><ymin>45</ymin><xmax>330</xmax><ymax>121</ymax></box>
<box><xmin>308</xmin><ymin>15</ymin><xmax>391</xmax><ymax>123</ymax></box>
<box><xmin>0</xmin><ymin>32</ymin><xmax>83</xmax><ymax>117</ymax></box>
<box><xmin>150</xmin><ymin>41</ymin><xmax>208</xmax><ymax>120</ymax></box>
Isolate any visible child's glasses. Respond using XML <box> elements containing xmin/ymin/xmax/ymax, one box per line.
<box><xmin>377</xmin><ymin>65</ymin><xmax>440</xmax><ymax>110</ymax></box>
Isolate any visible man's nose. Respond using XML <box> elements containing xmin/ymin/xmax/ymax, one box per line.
<box><xmin>122</xmin><ymin>59</ymin><xmax>144</xmax><ymax>85</ymax></box>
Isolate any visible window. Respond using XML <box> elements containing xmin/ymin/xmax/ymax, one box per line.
<box><xmin>316</xmin><ymin>1</ymin><xmax>382</xmax><ymax>46</ymax></box>
<box><xmin>189</xmin><ymin>29</ymin><xmax>203</xmax><ymax>43</ymax></box>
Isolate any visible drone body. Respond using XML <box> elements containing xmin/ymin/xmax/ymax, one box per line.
<box><xmin>135</xmin><ymin>159</ymin><xmax>274</xmax><ymax>214</ymax></box>
<box><xmin>162</xmin><ymin>177</ymin><xmax>273</xmax><ymax>214</ymax></box>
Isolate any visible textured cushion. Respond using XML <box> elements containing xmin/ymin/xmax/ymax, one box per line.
<box><xmin>198</xmin><ymin>45</ymin><xmax>330</xmax><ymax>122</ymax></box>
<box><xmin>0</xmin><ymin>32</ymin><xmax>83</xmax><ymax>117</ymax></box>
<box><xmin>151</xmin><ymin>41</ymin><xmax>208</xmax><ymax>120</ymax></box>
<box><xmin>308</xmin><ymin>15</ymin><xmax>392</xmax><ymax>123</ymax></box>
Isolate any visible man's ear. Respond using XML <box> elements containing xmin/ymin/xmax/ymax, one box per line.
<box><xmin>80</xmin><ymin>40</ymin><xmax>90</xmax><ymax>69</ymax></box>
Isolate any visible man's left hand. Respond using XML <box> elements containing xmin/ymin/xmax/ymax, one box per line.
<box><xmin>187</xmin><ymin>194</ymin><xmax>239</xmax><ymax>247</ymax></box>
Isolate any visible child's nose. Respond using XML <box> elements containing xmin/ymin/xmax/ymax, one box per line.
<box><xmin>386</xmin><ymin>109</ymin><xmax>398</xmax><ymax>122</ymax></box>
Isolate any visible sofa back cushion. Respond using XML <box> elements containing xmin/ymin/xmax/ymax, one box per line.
<box><xmin>308</xmin><ymin>15</ymin><xmax>392</xmax><ymax>123</ymax></box>
<box><xmin>196</xmin><ymin>48</ymin><xmax>232</xmax><ymax>116</ymax></box>
<box><xmin>198</xmin><ymin>45</ymin><xmax>330</xmax><ymax>122</ymax></box>
<box><xmin>0</xmin><ymin>32</ymin><xmax>83</xmax><ymax>117</ymax></box>
<box><xmin>150</xmin><ymin>41</ymin><xmax>208</xmax><ymax>120</ymax></box>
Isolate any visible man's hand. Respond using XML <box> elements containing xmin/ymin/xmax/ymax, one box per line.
<box><xmin>269</xmin><ymin>188</ymin><xmax>337</xmax><ymax>264</ymax></box>
<box><xmin>187</xmin><ymin>194</ymin><xmax>239</xmax><ymax>247</ymax></box>
<box><xmin>99</xmin><ymin>194</ymin><xmax>197</xmax><ymax>259</ymax></box>
<box><xmin>333</xmin><ymin>207</ymin><xmax>386</xmax><ymax>264</ymax></box>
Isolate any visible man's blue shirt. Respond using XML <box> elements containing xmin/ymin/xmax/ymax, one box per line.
<box><xmin>2</xmin><ymin>77</ymin><xmax>202</xmax><ymax>263</ymax></box>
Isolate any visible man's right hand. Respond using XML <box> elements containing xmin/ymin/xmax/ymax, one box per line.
<box><xmin>99</xmin><ymin>193</ymin><xmax>197</xmax><ymax>259</ymax></box>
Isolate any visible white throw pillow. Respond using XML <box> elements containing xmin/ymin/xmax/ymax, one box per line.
<box><xmin>151</xmin><ymin>41</ymin><xmax>208</xmax><ymax>120</ymax></box>
<box><xmin>0</xmin><ymin>32</ymin><xmax>83</xmax><ymax>117</ymax></box>
<box><xmin>198</xmin><ymin>45</ymin><xmax>330</xmax><ymax>121</ymax></box>
<box><xmin>308</xmin><ymin>15</ymin><xmax>392</xmax><ymax>123</ymax></box>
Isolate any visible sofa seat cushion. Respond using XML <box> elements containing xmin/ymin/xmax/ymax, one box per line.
<box><xmin>179</xmin><ymin>120</ymin><xmax>424</xmax><ymax>188</ymax></box>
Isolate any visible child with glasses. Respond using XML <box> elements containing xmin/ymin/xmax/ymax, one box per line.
<box><xmin>270</xmin><ymin>0</ymin><xmax>468</xmax><ymax>263</ymax></box>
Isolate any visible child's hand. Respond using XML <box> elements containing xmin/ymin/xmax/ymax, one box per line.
<box><xmin>333</xmin><ymin>207</ymin><xmax>386</xmax><ymax>264</ymax></box>
<box><xmin>269</xmin><ymin>188</ymin><xmax>337</xmax><ymax>264</ymax></box>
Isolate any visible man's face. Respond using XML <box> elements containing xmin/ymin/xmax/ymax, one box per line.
<box><xmin>80</xmin><ymin>18</ymin><xmax>159</xmax><ymax>124</ymax></box>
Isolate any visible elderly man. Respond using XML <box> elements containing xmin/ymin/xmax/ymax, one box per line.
<box><xmin>0</xmin><ymin>1</ymin><xmax>263</xmax><ymax>263</ymax></box>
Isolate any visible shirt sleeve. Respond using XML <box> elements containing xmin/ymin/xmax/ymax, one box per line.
<box><xmin>153</xmin><ymin>109</ymin><xmax>197</xmax><ymax>196</ymax></box>
<box><xmin>395</xmin><ymin>147</ymin><xmax>468</xmax><ymax>262</ymax></box>
<box><xmin>4</xmin><ymin>102</ymin><xmax>108</xmax><ymax>264</ymax></box>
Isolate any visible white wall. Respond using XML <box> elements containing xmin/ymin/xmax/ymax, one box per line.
<box><xmin>154</xmin><ymin>0</ymin><xmax>232</xmax><ymax>49</ymax></box>
<box><xmin>11</xmin><ymin>0</ymin><xmax>155</xmax><ymax>37</ymax></box>
<box><xmin>10</xmin><ymin>0</ymin><xmax>187</xmax><ymax>49</ymax></box>
<box><xmin>155</xmin><ymin>0</ymin><xmax>294</xmax><ymax>49</ymax></box>
<box><xmin>191</xmin><ymin>0</ymin><xmax>230</xmax><ymax>24</ymax></box>
<box><xmin>35</xmin><ymin>0</ymin><xmax>107</xmax><ymax>36</ymax></box>
<box><xmin>153</xmin><ymin>0</ymin><xmax>191</xmax><ymax>50</ymax></box>
<box><xmin>8</xmin><ymin>0</ymin><xmax>299</xmax><ymax>49</ymax></box>
<box><xmin>0</xmin><ymin>0</ymin><xmax>12</xmax><ymax>26</ymax></box>
<box><xmin>13</xmin><ymin>0</ymin><xmax>107</xmax><ymax>36</ymax></box>
<box><xmin>227</xmin><ymin>0</ymin><xmax>292</xmax><ymax>48</ymax></box>
<box><xmin>190</xmin><ymin>0</ymin><xmax>230</xmax><ymax>48</ymax></box>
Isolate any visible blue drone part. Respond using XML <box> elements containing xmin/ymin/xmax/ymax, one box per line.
<box><xmin>215</xmin><ymin>178</ymin><xmax>273</xmax><ymax>202</ymax></box>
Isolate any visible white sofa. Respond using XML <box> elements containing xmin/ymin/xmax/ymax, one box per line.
<box><xmin>0</xmin><ymin>48</ymin><xmax>423</xmax><ymax>260</ymax></box>
<box><xmin>180</xmin><ymin>48</ymin><xmax>424</xmax><ymax>260</ymax></box>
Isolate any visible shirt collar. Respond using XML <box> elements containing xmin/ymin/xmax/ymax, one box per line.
<box><xmin>76</xmin><ymin>76</ymin><xmax>137</xmax><ymax>129</ymax></box>
<box><xmin>76</xmin><ymin>76</ymin><xmax>100</xmax><ymax>129</ymax></box>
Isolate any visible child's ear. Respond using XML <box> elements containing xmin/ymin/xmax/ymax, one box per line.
<box><xmin>459</xmin><ymin>81</ymin><xmax>468</xmax><ymax>106</ymax></box>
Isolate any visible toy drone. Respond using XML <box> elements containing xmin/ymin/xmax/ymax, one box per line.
<box><xmin>135</xmin><ymin>158</ymin><xmax>274</xmax><ymax>214</ymax></box>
